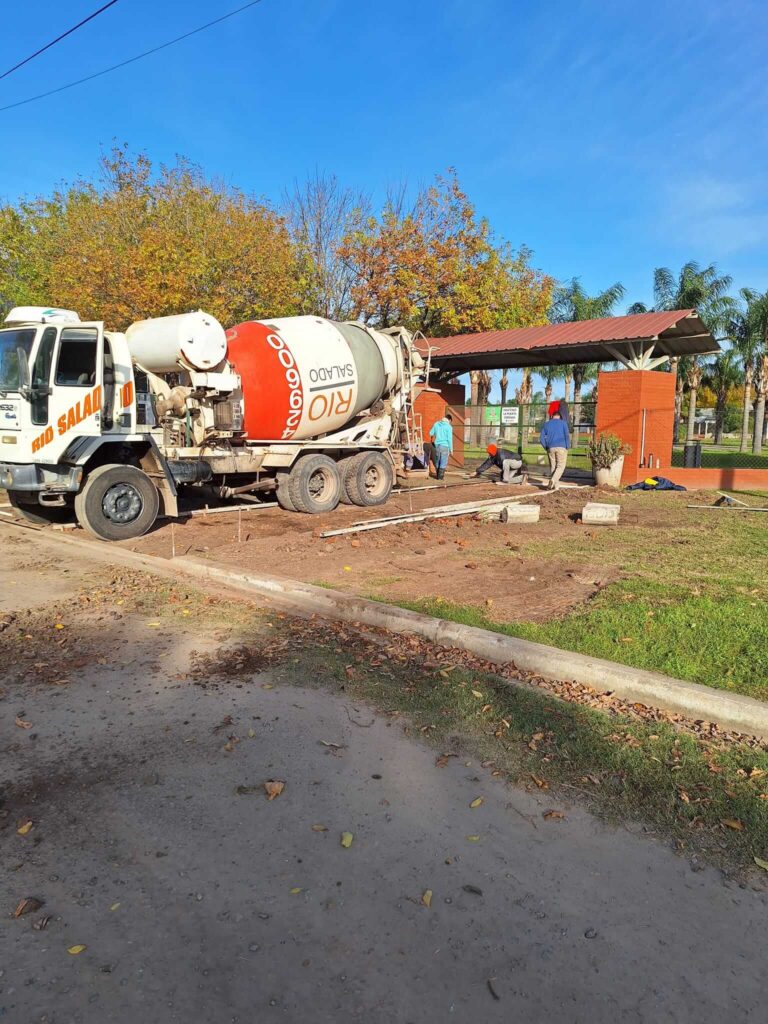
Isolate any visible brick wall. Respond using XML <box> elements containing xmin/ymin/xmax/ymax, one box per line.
<box><xmin>415</xmin><ymin>382</ymin><xmax>466</xmax><ymax>466</ymax></box>
<box><xmin>596</xmin><ymin>370</ymin><xmax>676</xmax><ymax>483</ymax></box>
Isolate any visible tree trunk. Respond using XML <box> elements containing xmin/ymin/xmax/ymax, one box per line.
<box><xmin>714</xmin><ymin>396</ymin><xmax>725</xmax><ymax>445</ymax></box>
<box><xmin>573</xmin><ymin>382</ymin><xmax>583</xmax><ymax>442</ymax></box>
<box><xmin>753</xmin><ymin>397</ymin><xmax>766</xmax><ymax>455</ymax></box>
<box><xmin>500</xmin><ymin>373</ymin><xmax>508</xmax><ymax>407</ymax></box>
<box><xmin>469</xmin><ymin>370</ymin><xmax>480</xmax><ymax>448</ymax></box>
<box><xmin>671</xmin><ymin>357</ymin><xmax>682</xmax><ymax>442</ymax></box>
<box><xmin>740</xmin><ymin>377</ymin><xmax>752</xmax><ymax>452</ymax></box>
<box><xmin>564</xmin><ymin>372</ymin><xmax>572</xmax><ymax>402</ymax></box>
<box><xmin>686</xmin><ymin>386</ymin><xmax>698</xmax><ymax>442</ymax></box>
<box><xmin>544</xmin><ymin>380</ymin><xmax>552</xmax><ymax>404</ymax></box>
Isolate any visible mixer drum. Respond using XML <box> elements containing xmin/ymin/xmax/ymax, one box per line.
<box><xmin>225</xmin><ymin>315</ymin><xmax>399</xmax><ymax>441</ymax></box>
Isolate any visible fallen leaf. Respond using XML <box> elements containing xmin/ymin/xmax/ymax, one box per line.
<box><xmin>463</xmin><ymin>884</ymin><xmax>483</xmax><ymax>896</ymax></box>
<box><xmin>264</xmin><ymin>780</ymin><xmax>285</xmax><ymax>801</ymax></box>
<box><xmin>261</xmin><ymin>683</ymin><xmax>274</xmax><ymax>690</ymax></box>
<box><xmin>721</xmin><ymin>818</ymin><xmax>745</xmax><ymax>831</ymax></box>
<box><xmin>480</xmin><ymin>704</ymin><xmax>492</xmax><ymax>713</ymax></box>
<box><xmin>471</xmin><ymin>690</ymin><xmax>483</xmax><ymax>699</ymax></box>
<box><xmin>289</xmin><ymin>887</ymin><xmax>303</xmax><ymax>895</ymax></box>
<box><xmin>530</xmin><ymin>775</ymin><xmax>548</xmax><ymax>790</ymax></box>
<box><xmin>340</xmin><ymin>831</ymin><xmax>354</xmax><ymax>848</ymax></box>
<box><xmin>16</xmin><ymin>819</ymin><xmax>33</xmax><ymax>836</ymax></box>
<box><xmin>67</xmin><ymin>945</ymin><xmax>86</xmax><ymax>955</ymax></box>
<box><xmin>343</xmin><ymin>566</ymin><xmax>352</xmax><ymax>572</ymax></box>
<box><xmin>146</xmin><ymin>622</ymin><xmax>161</xmax><ymax>628</ymax></box>
<box><xmin>311</xmin><ymin>824</ymin><xmax>328</xmax><ymax>832</ymax></box>
<box><xmin>435</xmin><ymin>753</ymin><xmax>455</xmax><ymax>768</ymax></box>
<box><xmin>54</xmin><ymin>623</ymin><xmax>64</xmax><ymax>630</ymax></box>
<box><xmin>754</xmin><ymin>856</ymin><xmax>768</xmax><ymax>871</ymax></box>
<box><xmin>543</xmin><ymin>809</ymin><xmax>566</xmax><ymax>821</ymax></box>
<box><xmin>469</xmin><ymin>797</ymin><xmax>484</xmax><ymax>809</ymax></box>
<box><xmin>110</xmin><ymin>903</ymin><xmax>121</xmax><ymax>911</ymax></box>
<box><xmin>749</xmin><ymin>767</ymin><xmax>765</xmax><ymax>779</ymax></box>
<box><xmin>13</xmin><ymin>897</ymin><xmax>43</xmax><ymax>918</ymax></box>
<box><xmin>32</xmin><ymin>915</ymin><xmax>51</xmax><ymax>931</ymax></box>
<box><xmin>15</xmin><ymin>717</ymin><xmax>32</xmax><ymax>730</ymax></box>
<box><xmin>421</xmin><ymin>889</ymin><xmax>432</xmax><ymax>908</ymax></box>
<box><xmin>465</xmin><ymin>835</ymin><xmax>480</xmax><ymax>842</ymax></box>
<box><xmin>247</xmin><ymin>728</ymin><xmax>256</xmax><ymax>738</ymax></box>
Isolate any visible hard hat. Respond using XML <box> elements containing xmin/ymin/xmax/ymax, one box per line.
<box><xmin>487</xmin><ymin>443</ymin><xmax>497</xmax><ymax>455</ymax></box>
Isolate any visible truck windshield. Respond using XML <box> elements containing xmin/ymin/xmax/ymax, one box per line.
<box><xmin>0</xmin><ymin>328</ymin><xmax>35</xmax><ymax>392</ymax></box>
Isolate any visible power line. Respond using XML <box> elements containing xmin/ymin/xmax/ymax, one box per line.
<box><xmin>0</xmin><ymin>1</ymin><xmax>121</xmax><ymax>82</ymax></box>
<box><xmin>0</xmin><ymin>0</ymin><xmax>265</xmax><ymax>114</ymax></box>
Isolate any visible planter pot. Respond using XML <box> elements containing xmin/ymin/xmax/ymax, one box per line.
<box><xmin>592</xmin><ymin>455</ymin><xmax>624</xmax><ymax>488</ymax></box>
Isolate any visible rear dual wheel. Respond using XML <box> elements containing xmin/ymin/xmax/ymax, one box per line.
<box><xmin>342</xmin><ymin>451</ymin><xmax>393</xmax><ymax>507</ymax></box>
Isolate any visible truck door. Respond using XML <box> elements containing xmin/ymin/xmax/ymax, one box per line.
<box><xmin>45</xmin><ymin>323</ymin><xmax>105</xmax><ymax>460</ymax></box>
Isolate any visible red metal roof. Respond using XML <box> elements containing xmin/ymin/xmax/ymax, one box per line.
<box><xmin>419</xmin><ymin>309</ymin><xmax>717</xmax><ymax>371</ymax></box>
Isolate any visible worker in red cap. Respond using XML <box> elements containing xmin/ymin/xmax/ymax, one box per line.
<box><xmin>474</xmin><ymin>439</ymin><xmax>527</xmax><ymax>484</ymax></box>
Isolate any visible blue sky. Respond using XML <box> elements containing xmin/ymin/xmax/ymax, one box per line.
<box><xmin>1</xmin><ymin>0</ymin><xmax>767</xmax><ymax>396</ymax></box>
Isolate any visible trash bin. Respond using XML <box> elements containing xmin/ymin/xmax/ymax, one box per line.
<box><xmin>683</xmin><ymin>441</ymin><xmax>702</xmax><ymax>468</ymax></box>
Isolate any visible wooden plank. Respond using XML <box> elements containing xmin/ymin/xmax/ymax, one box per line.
<box><xmin>687</xmin><ymin>505</ymin><xmax>768</xmax><ymax>513</ymax></box>
<box><xmin>185</xmin><ymin>502</ymin><xmax>279</xmax><ymax>518</ymax></box>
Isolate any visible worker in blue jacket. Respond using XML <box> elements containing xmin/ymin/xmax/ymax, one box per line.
<box><xmin>540</xmin><ymin>409</ymin><xmax>570</xmax><ymax>490</ymax></box>
<box><xmin>429</xmin><ymin>413</ymin><xmax>454</xmax><ymax>480</ymax></box>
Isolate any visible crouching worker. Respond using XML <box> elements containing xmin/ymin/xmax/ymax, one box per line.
<box><xmin>474</xmin><ymin>442</ymin><xmax>527</xmax><ymax>484</ymax></box>
<box><xmin>429</xmin><ymin>412</ymin><xmax>453</xmax><ymax>480</ymax></box>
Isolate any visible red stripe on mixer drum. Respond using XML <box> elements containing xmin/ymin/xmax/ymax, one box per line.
<box><xmin>226</xmin><ymin>322</ymin><xmax>304</xmax><ymax>440</ymax></box>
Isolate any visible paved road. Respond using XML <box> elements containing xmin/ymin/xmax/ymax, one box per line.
<box><xmin>1</xmin><ymin>525</ymin><xmax>766</xmax><ymax>1023</ymax></box>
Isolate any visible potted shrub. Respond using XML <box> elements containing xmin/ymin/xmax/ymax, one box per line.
<box><xmin>588</xmin><ymin>432</ymin><xmax>631</xmax><ymax>487</ymax></box>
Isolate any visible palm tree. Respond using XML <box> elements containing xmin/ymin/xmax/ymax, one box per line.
<box><xmin>728</xmin><ymin>288</ymin><xmax>767</xmax><ymax>452</ymax></box>
<box><xmin>499</xmin><ymin>370</ymin><xmax>509</xmax><ymax>406</ymax></box>
<box><xmin>633</xmin><ymin>263</ymin><xmax>735</xmax><ymax>442</ymax></box>
<box><xmin>550</xmin><ymin>278</ymin><xmax>626</xmax><ymax>434</ymax></box>
<box><xmin>703</xmin><ymin>350</ymin><xmax>741</xmax><ymax>444</ymax></box>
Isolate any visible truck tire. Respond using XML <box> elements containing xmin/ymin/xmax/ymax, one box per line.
<box><xmin>343</xmin><ymin>451</ymin><xmax>393</xmax><ymax>507</ymax></box>
<box><xmin>275</xmin><ymin>472</ymin><xmax>296</xmax><ymax>512</ymax></box>
<box><xmin>8</xmin><ymin>491</ymin><xmax>74</xmax><ymax>526</ymax></box>
<box><xmin>288</xmin><ymin>455</ymin><xmax>341</xmax><ymax>514</ymax></box>
<box><xmin>74</xmin><ymin>464</ymin><xmax>160</xmax><ymax>541</ymax></box>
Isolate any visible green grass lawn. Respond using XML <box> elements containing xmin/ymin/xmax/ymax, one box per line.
<box><xmin>386</xmin><ymin>495</ymin><xmax>768</xmax><ymax>700</ymax></box>
<box><xmin>671</xmin><ymin>446</ymin><xmax>768</xmax><ymax>469</ymax></box>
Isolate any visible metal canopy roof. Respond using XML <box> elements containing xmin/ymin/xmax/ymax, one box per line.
<box><xmin>423</xmin><ymin>310</ymin><xmax>718</xmax><ymax>372</ymax></box>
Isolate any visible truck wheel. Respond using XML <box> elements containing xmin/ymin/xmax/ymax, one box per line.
<box><xmin>343</xmin><ymin>451</ymin><xmax>393</xmax><ymax>507</ymax></box>
<box><xmin>8</xmin><ymin>491</ymin><xmax>74</xmax><ymax>526</ymax></box>
<box><xmin>275</xmin><ymin>472</ymin><xmax>296</xmax><ymax>512</ymax></box>
<box><xmin>74</xmin><ymin>464</ymin><xmax>160</xmax><ymax>541</ymax></box>
<box><xmin>288</xmin><ymin>455</ymin><xmax>341</xmax><ymax>514</ymax></box>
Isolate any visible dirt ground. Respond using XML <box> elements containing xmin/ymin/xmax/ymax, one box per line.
<box><xmin>2</xmin><ymin>525</ymin><xmax>768</xmax><ymax>1023</ymax></box>
<box><xmin>121</xmin><ymin>475</ymin><xmax>703</xmax><ymax>625</ymax></box>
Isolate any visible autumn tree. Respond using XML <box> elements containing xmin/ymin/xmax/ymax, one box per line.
<box><xmin>0</xmin><ymin>147</ymin><xmax>298</xmax><ymax>330</ymax></box>
<box><xmin>338</xmin><ymin>170</ymin><xmax>553</xmax><ymax>337</ymax></box>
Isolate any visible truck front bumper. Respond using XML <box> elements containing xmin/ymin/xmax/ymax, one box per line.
<box><xmin>0</xmin><ymin>462</ymin><xmax>83</xmax><ymax>493</ymax></box>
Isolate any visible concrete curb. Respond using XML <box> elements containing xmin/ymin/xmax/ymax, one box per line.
<box><xmin>16</xmin><ymin>523</ymin><xmax>768</xmax><ymax>740</ymax></box>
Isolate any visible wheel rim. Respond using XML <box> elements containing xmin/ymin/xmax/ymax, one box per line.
<box><xmin>308</xmin><ymin>468</ymin><xmax>333</xmax><ymax>502</ymax></box>
<box><xmin>364</xmin><ymin>465</ymin><xmax>382</xmax><ymax>495</ymax></box>
<box><xmin>102</xmin><ymin>482</ymin><xmax>143</xmax><ymax>524</ymax></box>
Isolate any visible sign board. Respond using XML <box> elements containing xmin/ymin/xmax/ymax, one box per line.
<box><xmin>501</xmin><ymin>406</ymin><xmax>519</xmax><ymax>425</ymax></box>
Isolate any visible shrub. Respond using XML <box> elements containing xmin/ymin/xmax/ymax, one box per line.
<box><xmin>588</xmin><ymin>432</ymin><xmax>631</xmax><ymax>469</ymax></box>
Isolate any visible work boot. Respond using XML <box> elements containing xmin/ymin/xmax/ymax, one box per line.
<box><xmin>436</xmin><ymin>467</ymin><xmax>445</xmax><ymax>480</ymax></box>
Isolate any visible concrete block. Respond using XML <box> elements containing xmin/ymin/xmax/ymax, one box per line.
<box><xmin>499</xmin><ymin>504</ymin><xmax>540</xmax><ymax>524</ymax></box>
<box><xmin>582</xmin><ymin>502</ymin><xmax>620</xmax><ymax>525</ymax></box>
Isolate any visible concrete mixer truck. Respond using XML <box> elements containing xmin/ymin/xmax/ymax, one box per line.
<box><xmin>0</xmin><ymin>306</ymin><xmax>430</xmax><ymax>540</ymax></box>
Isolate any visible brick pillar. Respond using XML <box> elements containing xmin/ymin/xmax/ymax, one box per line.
<box><xmin>595</xmin><ymin>370</ymin><xmax>676</xmax><ymax>484</ymax></box>
<box><xmin>414</xmin><ymin>382</ymin><xmax>466</xmax><ymax>466</ymax></box>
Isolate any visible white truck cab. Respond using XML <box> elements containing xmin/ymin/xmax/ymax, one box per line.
<box><xmin>0</xmin><ymin>307</ymin><xmax>147</xmax><ymax>526</ymax></box>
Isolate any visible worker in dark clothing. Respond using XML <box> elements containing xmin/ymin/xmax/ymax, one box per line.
<box><xmin>474</xmin><ymin>441</ymin><xmax>527</xmax><ymax>484</ymax></box>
